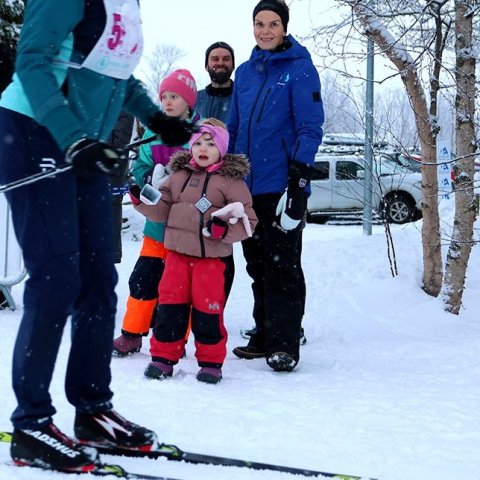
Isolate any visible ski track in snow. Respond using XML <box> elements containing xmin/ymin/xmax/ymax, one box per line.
<box><xmin>1</xmin><ymin>199</ymin><xmax>480</xmax><ymax>480</ymax></box>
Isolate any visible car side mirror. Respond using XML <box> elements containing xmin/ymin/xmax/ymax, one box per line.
<box><xmin>357</xmin><ymin>170</ymin><xmax>365</xmax><ymax>179</ymax></box>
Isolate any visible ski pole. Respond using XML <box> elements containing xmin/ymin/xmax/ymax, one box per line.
<box><xmin>0</xmin><ymin>135</ymin><xmax>157</xmax><ymax>195</ymax></box>
<box><xmin>123</xmin><ymin>134</ymin><xmax>156</xmax><ymax>152</ymax></box>
<box><xmin>0</xmin><ymin>165</ymin><xmax>74</xmax><ymax>194</ymax></box>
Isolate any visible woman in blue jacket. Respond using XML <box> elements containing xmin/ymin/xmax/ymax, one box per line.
<box><xmin>0</xmin><ymin>0</ymin><xmax>195</xmax><ymax>473</ymax></box>
<box><xmin>229</xmin><ymin>0</ymin><xmax>324</xmax><ymax>372</ymax></box>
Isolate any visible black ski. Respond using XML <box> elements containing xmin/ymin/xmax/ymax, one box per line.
<box><xmin>6</xmin><ymin>460</ymin><xmax>180</xmax><ymax>480</ymax></box>
<box><xmin>92</xmin><ymin>442</ymin><xmax>376</xmax><ymax>479</ymax></box>
<box><xmin>1</xmin><ymin>431</ymin><xmax>376</xmax><ymax>479</ymax></box>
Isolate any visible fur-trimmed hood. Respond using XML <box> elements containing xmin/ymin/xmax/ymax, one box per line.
<box><xmin>168</xmin><ymin>151</ymin><xmax>250</xmax><ymax>179</ymax></box>
<box><xmin>133</xmin><ymin>148</ymin><xmax>258</xmax><ymax>259</ymax></box>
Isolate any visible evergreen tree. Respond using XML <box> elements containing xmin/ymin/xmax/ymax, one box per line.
<box><xmin>0</xmin><ymin>0</ymin><xmax>25</xmax><ymax>93</ymax></box>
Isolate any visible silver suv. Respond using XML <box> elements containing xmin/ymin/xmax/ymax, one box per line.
<box><xmin>307</xmin><ymin>153</ymin><xmax>423</xmax><ymax>224</ymax></box>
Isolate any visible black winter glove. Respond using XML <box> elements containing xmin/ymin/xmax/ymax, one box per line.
<box><xmin>275</xmin><ymin>160</ymin><xmax>311</xmax><ymax>231</ymax></box>
<box><xmin>65</xmin><ymin>139</ymin><xmax>121</xmax><ymax>176</ymax></box>
<box><xmin>204</xmin><ymin>216</ymin><xmax>229</xmax><ymax>240</ymax></box>
<box><xmin>147</xmin><ymin>111</ymin><xmax>197</xmax><ymax>147</ymax></box>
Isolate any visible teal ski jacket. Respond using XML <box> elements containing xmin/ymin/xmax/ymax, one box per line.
<box><xmin>132</xmin><ymin>110</ymin><xmax>201</xmax><ymax>243</ymax></box>
<box><xmin>0</xmin><ymin>0</ymin><xmax>160</xmax><ymax>151</ymax></box>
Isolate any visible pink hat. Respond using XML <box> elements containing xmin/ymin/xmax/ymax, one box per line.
<box><xmin>159</xmin><ymin>69</ymin><xmax>197</xmax><ymax>108</ymax></box>
<box><xmin>190</xmin><ymin>124</ymin><xmax>229</xmax><ymax>160</ymax></box>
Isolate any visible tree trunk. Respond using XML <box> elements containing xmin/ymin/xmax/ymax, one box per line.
<box><xmin>442</xmin><ymin>0</ymin><xmax>477</xmax><ymax>314</ymax></box>
<box><xmin>348</xmin><ymin>1</ymin><xmax>443</xmax><ymax>296</ymax></box>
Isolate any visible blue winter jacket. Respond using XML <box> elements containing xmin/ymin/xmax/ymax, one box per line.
<box><xmin>227</xmin><ymin>35</ymin><xmax>324</xmax><ymax>196</ymax></box>
<box><xmin>195</xmin><ymin>83</ymin><xmax>233</xmax><ymax>124</ymax></box>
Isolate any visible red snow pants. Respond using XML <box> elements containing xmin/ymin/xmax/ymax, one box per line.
<box><xmin>150</xmin><ymin>251</ymin><xmax>228</xmax><ymax>367</ymax></box>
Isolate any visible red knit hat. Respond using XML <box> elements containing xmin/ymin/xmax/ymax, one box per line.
<box><xmin>159</xmin><ymin>69</ymin><xmax>197</xmax><ymax>108</ymax></box>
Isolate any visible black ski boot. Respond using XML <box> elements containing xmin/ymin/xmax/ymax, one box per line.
<box><xmin>11</xmin><ymin>423</ymin><xmax>98</xmax><ymax>473</ymax></box>
<box><xmin>74</xmin><ymin>409</ymin><xmax>158</xmax><ymax>452</ymax></box>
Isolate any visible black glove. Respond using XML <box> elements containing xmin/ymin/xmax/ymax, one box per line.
<box><xmin>65</xmin><ymin>139</ymin><xmax>121</xmax><ymax>176</ymax></box>
<box><xmin>204</xmin><ymin>216</ymin><xmax>229</xmax><ymax>240</ymax></box>
<box><xmin>275</xmin><ymin>160</ymin><xmax>311</xmax><ymax>230</ymax></box>
<box><xmin>147</xmin><ymin>111</ymin><xmax>197</xmax><ymax>147</ymax></box>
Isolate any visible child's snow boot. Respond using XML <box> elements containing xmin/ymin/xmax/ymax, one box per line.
<box><xmin>196</xmin><ymin>367</ymin><xmax>222</xmax><ymax>384</ymax></box>
<box><xmin>112</xmin><ymin>333</ymin><xmax>142</xmax><ymax>357</ymax></box>
<box><xmin>144</xmin><ymin>361</ymin><xmax>173</xmax><ymax>380</ymax></box>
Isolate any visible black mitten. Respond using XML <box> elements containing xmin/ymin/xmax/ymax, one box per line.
<box><xmin>147</xmin><ymin>111</ymin><xmax>197</xmax><ymax>147</ymax></box>
<box><xmin>65</xmin><ymin>139</ymin><xmax>121</xmax><ymax>176</ymax></box>
<box><xmin>276</xmin><ymin>160</ymin><xmax>311</xmax><ymax>230</ymax></box>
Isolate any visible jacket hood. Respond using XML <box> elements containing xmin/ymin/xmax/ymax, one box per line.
<box><xmin>249</xmin><ymin>34</ymin><xmax>312</xmax><ymax>64</ymax></box>
<box><xmin>169</xmin><ymin>151</ymin><xmax>250</xmax><ymax>179</ymax></box>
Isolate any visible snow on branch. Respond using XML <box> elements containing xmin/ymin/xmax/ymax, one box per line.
<box><xmin>345</xmin><ymin>0</ymin><xmax>415</xmax><ymax>69</ymax></box>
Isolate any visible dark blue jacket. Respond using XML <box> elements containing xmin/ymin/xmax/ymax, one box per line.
<box><xmin>228</xmin><ymin>35</ymin><xmax>324</xmax><ymax>196</ymax></box>
<box><xmin>196</xmin><ymin>83</ymin><xmax>233</xmax><ymax>124</ymax></box>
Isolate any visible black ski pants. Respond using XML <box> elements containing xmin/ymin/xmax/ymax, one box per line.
<box><xmin>0</xmin><ymin>108</ymin><xmax>117</xmax><ymax>428</ymax></box>
<box><xmin>242</xmin><ymin>193</ymin><xmax>306</xmax><ymax>362</ymax></box>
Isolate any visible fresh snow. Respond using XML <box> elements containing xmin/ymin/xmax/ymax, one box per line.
<box><xmin>1</xmin><ymin>197</ymin><xmax>480</xmax><ymax>480</ymax></box>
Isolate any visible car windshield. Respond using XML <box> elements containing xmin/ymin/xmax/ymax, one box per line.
<box><xmin>377</xmin><ymin>151</ymin><xmax>421</xmax><ymax>172</ymax></box>
<box><xmin>374</xmin><ymin>156</ymin><xmax>407</xmax><ymax>175</ymax></box>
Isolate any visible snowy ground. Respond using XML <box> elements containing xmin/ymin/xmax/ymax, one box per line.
<box><xmin>1</xmin><ymin>197</ymin><xmax>480</xmax><ymax>480</ymax></box>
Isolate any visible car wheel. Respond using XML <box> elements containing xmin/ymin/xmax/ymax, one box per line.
<box><xmin>383</xmin><ymin>193</ymin><xmax>416</xmax><ymax>224</ymax></box>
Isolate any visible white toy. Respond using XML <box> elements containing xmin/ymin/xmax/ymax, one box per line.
<box><xmin>151</xmin><ymin>164</ymin><xmax>168</xmax><ymax>189</ymax></box>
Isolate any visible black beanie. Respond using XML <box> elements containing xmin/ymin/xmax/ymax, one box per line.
<box><xmin>204</xmin><ymin>42</ymin><xmax>235</xmax><ymax>69</ymax></box>
<box><xmin>253</xmin><ymin>0</ymin><xmax>289</xmax><ymax>32</ymax></box>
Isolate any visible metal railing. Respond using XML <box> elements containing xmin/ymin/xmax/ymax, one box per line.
<box><xmin>1</xmin><ymin>195</ymin><xmax>26</xmax><ymax>311</ymax></box>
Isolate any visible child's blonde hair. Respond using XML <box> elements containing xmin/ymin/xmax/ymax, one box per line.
<box><xmin>199</xmin><ymin>118</ymin><xmax>227</xmax><ymax>129</ymax></box>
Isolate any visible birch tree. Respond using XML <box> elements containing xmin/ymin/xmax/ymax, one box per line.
<box><xmin>347</xmin><ymin>1</ymin><xmax>454</xmax><ymax>296</ymax></box>
<box><xmin>308</xmin><ymin>0</ymin><xmax>457</xmax><ymax>296</ymax></box>
<box><xmin>442</xmin><ymin>0</ymin><xmax>477</xmax><ymax>314</ymax></box>
<box><xmin>306</xmin><ymin>0</ymin><xmax>479</xmax><ymax>308</ymax></box>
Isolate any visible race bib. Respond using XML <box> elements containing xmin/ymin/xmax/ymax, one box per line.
<box><xmin>82</xmin><ymin>0</ymin><xmax>143</xmax><ymax>79</ymax></box>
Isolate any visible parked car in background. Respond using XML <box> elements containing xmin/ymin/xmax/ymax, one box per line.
<box><xmin>307</xmin><ymin>153</ymin><xmax>423</xmax><ymax>224</ymax></box>
<box><xmin>322</xmin><ymin>133</ymin><xmax>388</xmax><ymax>149</ymax></box>
<box><xmin>379</xmin><ymin>150</ymin><xmax>422</xmax><ymax>172</ymax></box>
<box><xmin>320</xmin><ymin>134</ymin><xmax>423</xmax><ymax>172</ymax></box>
